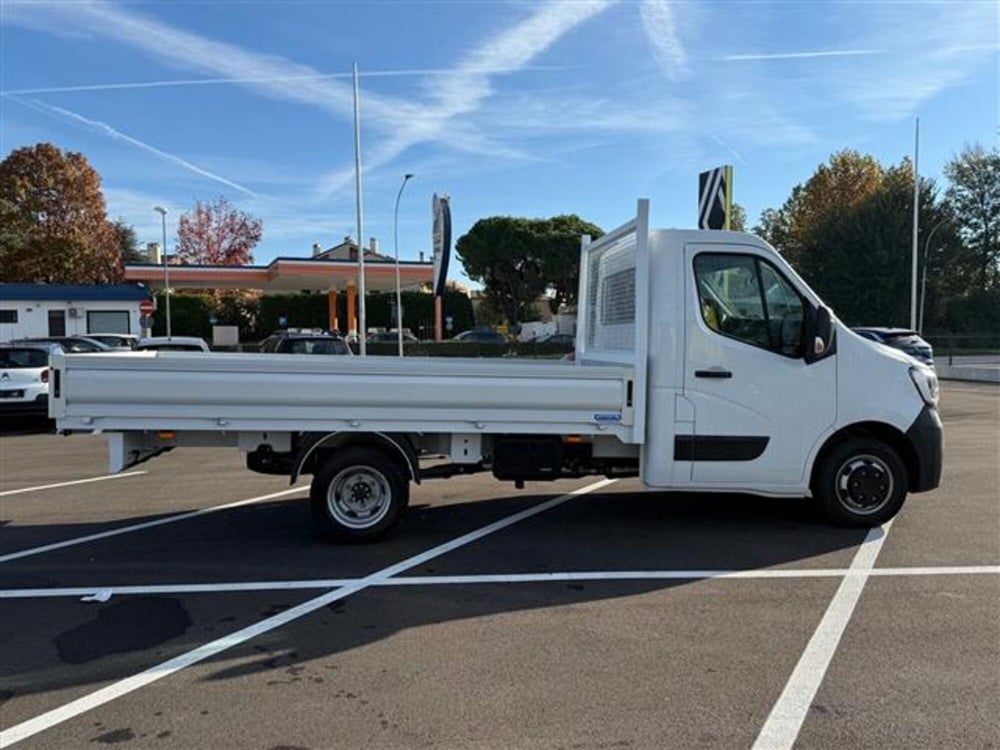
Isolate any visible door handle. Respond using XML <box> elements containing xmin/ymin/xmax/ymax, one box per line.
<box><xmin>695</xmin><ymin>368</ymin><xmax>733</xmax><ymax>379</ymax></box>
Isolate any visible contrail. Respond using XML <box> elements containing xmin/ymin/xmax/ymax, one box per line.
<box><xmin>21</xmin><ymin>98</ymin><xmax>257</xmax><ymax>197</ymax></box>
<box><xmin>720</xmin><ymin>49</ymin><xmax>884</xmax><ymax>62</ymax></box>
<box><xmin>1</xmin><ymin>66</ymin><xmax>566</xmax><ymax>96</ymax></box>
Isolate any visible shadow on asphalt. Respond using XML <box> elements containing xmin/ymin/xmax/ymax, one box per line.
<box><xmin>0</xmin><ymin>488</ymin><xmax>866</xmax><ymax>700</ymax></box>
<box><xmin>0</xmin><ymin>416</ymin><xmax>53</xmax><ymax>437</ymax></box>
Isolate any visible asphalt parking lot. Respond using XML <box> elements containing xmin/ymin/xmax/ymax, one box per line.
<box><xmin>0</xmin><ymin>382</ymin><xmax>997</xmax><ymax>749</ymax></box>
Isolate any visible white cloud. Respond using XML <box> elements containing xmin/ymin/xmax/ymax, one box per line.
<box><xmin>640</xmin><ymin>0</ymin><xmax>688</xmax><ymax>80</ymax></box>
<box><xmin>708</xmin><ymin>2</ymin><xmax>997</xmax><ymax>124</ymax></box>
<box><xmin>4</xmin><ymin>0</ymin><xmax>614</xmax><ymax>193</ymax></box>
<box><xmin>316</xmin><ymin>0</ymin><xmax>618</xmax><ymax>194</ymax></box>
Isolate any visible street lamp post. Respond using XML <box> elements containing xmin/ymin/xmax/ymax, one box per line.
<box><xmin>393</xmin><ymin>173</ymin><xmax>414</xmax><ymax>358</ymax></box>
<box><xmin>919</xmin><ymin>218</ymin><xmax>949</xmax><ymax>335</ymax></box>
<box><xmin>153</xmin><ymin>206</ymin><xmax>171</xmax><ymax>338</ymax></box>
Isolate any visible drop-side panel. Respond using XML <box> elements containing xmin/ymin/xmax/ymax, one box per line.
<box><xmin>50</xmin><ymin>352</ymin><xmax>636</xmax><ymax>440</ymax></box>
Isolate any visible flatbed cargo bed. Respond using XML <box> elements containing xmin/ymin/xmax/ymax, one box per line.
<box><xmin>50</xmin><ymin>351</ymin><xmax>637</xmax><ymax>440</ymax></box>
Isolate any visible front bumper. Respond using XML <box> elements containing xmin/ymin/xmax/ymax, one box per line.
<box><xmin>905</xmin><ymin>405</ymin><xmax>943</xmax><ymax>492</ymax></box>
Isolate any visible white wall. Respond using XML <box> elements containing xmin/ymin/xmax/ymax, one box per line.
<box><xmin>0</xmin><ymin>299</ymin><xmax>143</xmax><ymax>341</ymax></box>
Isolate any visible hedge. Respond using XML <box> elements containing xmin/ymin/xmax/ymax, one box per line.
<box><xmin>258</xmin><ymin>290</ymin><xmax>474</xmax><ymax>339</ymax></box>
<box><xmin>150</xmin><ymin>293</ymin><xmax>214</xmax><ymax>340</ymax></box>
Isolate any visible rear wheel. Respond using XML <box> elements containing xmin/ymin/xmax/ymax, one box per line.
<box><xmin>813</xmin><ymin>437</ymin><xmax>908</xmax><ymax>527</ymax></box>
<box><xmin>310</xmin><ymin>446</ymin><xmax>409</xmax><ymax>542</ymax></box>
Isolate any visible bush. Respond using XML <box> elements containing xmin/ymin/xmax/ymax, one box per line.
<box><xmin>151</xmin><ymin>293</ymin><xmax>214</xmax><ymax>339</ymax></box>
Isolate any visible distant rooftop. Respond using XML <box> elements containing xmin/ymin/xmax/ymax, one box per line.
<box><xmin>0</xmin><ymin>283</ymin><xmax>150</xmax><ymax>302</ymax></box>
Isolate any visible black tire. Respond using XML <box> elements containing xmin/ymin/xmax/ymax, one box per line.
<box><xmin>310</xmin><ymin>446</ymin><xmax>409</xmax><ymax>542</ymax></box>
<box><xmin>813</xmin><ymin>437</ymin><xmax>908</xmax><ymax>527</ymax></box>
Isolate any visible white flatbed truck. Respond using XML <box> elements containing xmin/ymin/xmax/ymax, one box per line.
<box><xmin>50</xmin><ymin>201</ymin><xmax>943</xmax><ymax>541</ymax></box>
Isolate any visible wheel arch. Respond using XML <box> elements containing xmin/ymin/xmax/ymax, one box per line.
<box><xmin>291</xmin><ymin>432</ymin><xmax>419</xmax><ymax>485</ymax></box>
<box><xmin>809</xmin><ymin>421</ymin><xmax>920</xmax><ymax>493</ymax></box>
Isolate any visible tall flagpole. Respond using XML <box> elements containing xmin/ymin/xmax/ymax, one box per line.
<box><xmin>910</xmin><ymin>117</ymin><xmax>920</xmax><ymax>331</ymax></box>
<box><xmin>353</xmin><ymin>62</ymin><xmax>367</xmax><ymax>356</ymax></box>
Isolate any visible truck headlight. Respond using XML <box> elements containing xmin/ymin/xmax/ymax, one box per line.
<box><xmin>909</xmin><ymin>366</ymin><xmax>939</xmax><ymax>407</ymax></box>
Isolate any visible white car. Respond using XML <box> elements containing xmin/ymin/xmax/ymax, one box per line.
<box><xmin>0</xmin><ymin>344</ymin><xmax>53</xmax><ymax>417</ymax></box>
<box><xmin>137</xmin><ymin>336</ymin><xmax>211</xmax><ymax>352</ymax></box>
<box><xmin>87</xmin><ymin>333</ymin><xmax>140</xmax><ymax>350</ymax></box>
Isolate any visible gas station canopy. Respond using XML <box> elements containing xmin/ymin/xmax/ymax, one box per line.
<box><xmin>125</xmin><ymin>257</ymin><xmax>434</xmax><ymax>294</ymax></box>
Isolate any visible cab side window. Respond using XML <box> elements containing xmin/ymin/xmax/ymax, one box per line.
<box><xmin>694</xmin><ymin>254</ymin><xmax>805</xmax><ymax>358</ymax></box>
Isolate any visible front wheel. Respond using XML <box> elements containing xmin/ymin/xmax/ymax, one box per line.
<box><xmin>813</xmin><ymin>437</ymin><xmax>908</xmax><ymax>527</ymax></box>
<box><xmin>310</xmin><ymin>446</ymin><xmax>409</xmax><ymax>542</ymax></box>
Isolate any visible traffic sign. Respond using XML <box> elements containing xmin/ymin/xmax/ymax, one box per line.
<box><xmin>139</xmin><ymin>299</ymin><xmax>155</xmax><ymax>315</ymax></box>
<box><xmin>698</xmin><ymin>165</ymin><xmax>733</xmax><ymax>230</ymax></box>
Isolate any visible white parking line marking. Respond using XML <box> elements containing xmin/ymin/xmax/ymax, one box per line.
<box><xmin>0</xmin><ymin>478</ymin><xmax>616</xmax><ymax>747</ymax></box>
<box><xmin>752</xmin><ymin>522</ymin><xmax>892</xmax><ymax>750</ymax></box>
<box><xmin>0</xmin><ymin>486</ymin><xmax>307</xmax><ymax>564</ymax></box>
<box><xmin>2</xmin><ymin>564</ymin><xmax>996</xmax><ymax>600</ymax></box>
<box><xmin>0</xmin><ymin>471</ymin><xmax>146</xmax><ymax>498</ymax></box>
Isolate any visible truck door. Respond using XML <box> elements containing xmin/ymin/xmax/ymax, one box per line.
<box><xmin>682</xmin><ymin>246</ymin><xmax>836</xmax><ymax>488</ymax></box>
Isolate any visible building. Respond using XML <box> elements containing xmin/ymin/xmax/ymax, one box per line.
<box><xmin>0</xmin><ymin>283</ymin><xmax>151</xmax><ymax>341</ymax></box>
<box><xmin>124</xmin><ymin>237</ymin><xmax>435</xmax><ymax>336</ymax></box>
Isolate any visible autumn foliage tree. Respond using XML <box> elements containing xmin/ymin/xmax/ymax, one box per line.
<box><xmin>755</xmin><ymin>150</ymin><xmax>960</xmax><ymax>329</ymax></box>
<box><xmin>176</xmin><ymin>197</ymin><xmax>262</xmax><ymax>266</ymax></box>
<box><xmin>0</xmin><ymin>143</ymin><xmax>122</xmax><ymax>283</ymax></box>
<box><xmin>175</xmin><ymin>197</ymin><xmax>263</xmax><ymax>331</ymax></box>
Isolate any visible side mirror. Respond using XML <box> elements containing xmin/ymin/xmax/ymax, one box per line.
<box><xmin>805</xmin><ymin>305</ymin><xmax>835</xmax><ymax>363</ymax></box>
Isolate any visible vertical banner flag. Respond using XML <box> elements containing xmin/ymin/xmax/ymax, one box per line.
<box><xmin>698</xmin><ymin>165</ymin><xmax>733</xmax><ymax>230</ymax></box>
<box><xmin>432</xmin><ymin>194</ymin><xmax>451</xmax><ymax>296</ymax></box>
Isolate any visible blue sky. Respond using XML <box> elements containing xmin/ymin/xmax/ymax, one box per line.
<box><xmin>1</xmin><ymin>0</ymin><xmax>997</xmax><ymax>287</ymax></box>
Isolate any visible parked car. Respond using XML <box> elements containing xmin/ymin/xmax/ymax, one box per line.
<box><xmin>13</xmin><ymin>336</ymin><xmax>113</xmax><ymax>353</ymax></box>
<box><xmin>0</xmin><ymin>344</ymin><xmax>54</xmax><ymax>417</ymax></box>
<box><xmin>137</xmin><ymin>336</ymin><xmax>211</xmax><ymax>352</ymax></box>
<box><xmin>366</xmin><ymin>331</ymin><xmax>419</xmax><ymax>344</ymax></box>
<box><xmin>452</xmin><ymin>329</ymin><xmax>509</xmax><ymax>344</ymax></box>
<box><xmin>536</xmin><ymin>333</ymin><xmax>576</xmax><ymax>345</ymax></box>
<box><xmin>852</xmin><ymin>327</ymin><xmax>934</xmax><ymax>366</ymax></box>
<box><xmin>258</xmin><ymin>331</ymin><xmax>352</xmax><ymax>355</ymax></box>
<box><xmin>86</xmin><ymin>333</ymin><xmax>139</xmax><ymax>350</ymax></box>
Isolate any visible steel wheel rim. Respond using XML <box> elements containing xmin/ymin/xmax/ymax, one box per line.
<box><xmin>327</xmin><ymin>465</ymin><xmax>392</xmax><ymax>529</ymax></box>
<box><xmin>835</xmin><ymin>454</ymin><xmax>894</xmax><ymax>515</ymax></box>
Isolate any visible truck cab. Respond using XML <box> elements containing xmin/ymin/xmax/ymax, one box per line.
<box><xmin>576</xmin><ymin>201</ymin><xmax>942</xmax><ymax>526</ymax></box>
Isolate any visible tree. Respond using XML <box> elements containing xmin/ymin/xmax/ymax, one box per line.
<box><xmin>535</xmin><ymin>215</ymin><xmax>604</xmax><ymax>312</ymax></box>
<box><xmin>0</xmin><ymin>197</ymin><xmax>28</xmax><ymax>272</ymax></box>
<box><xmin>176</xmin><ymin>197</ymin><xmax>262</xmax><ymax>266</ymax></box>
<box><xmin>944</xmin><ymin>144</ymin><xmax>1000</xmax><ymax>290</ymax></box>
<box><xmin>456</xmin><ymin>216</ymin><xmax>549</xmax><ymax>325</ymax></box>
<box><xmin>754</xmin><ymin>151</ymin><xmax>961</xmax><ymax>328</ymax></box>
<box><xmin>456</xmin><ymin>214</ymin><xmax>603</xmax><ymax>325</ymax></box>
<box><xmin>0</xmin><ymin>143</ymin><xmax>122</xmax><ymax>283</ymax></box>
<box><xmin>755</xmin><ymin>150</ymin><xmax>883</xmax><ymax>269</ymax></box>
<box><xmin>111</xmin><ymin>218</ymin><xmax>148</xmax><ymax>264</ymax></box>
<box><xmin>729</xmin><ymin>202</ymin><xmax>747</xmax><ymax>232</ymax></box>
